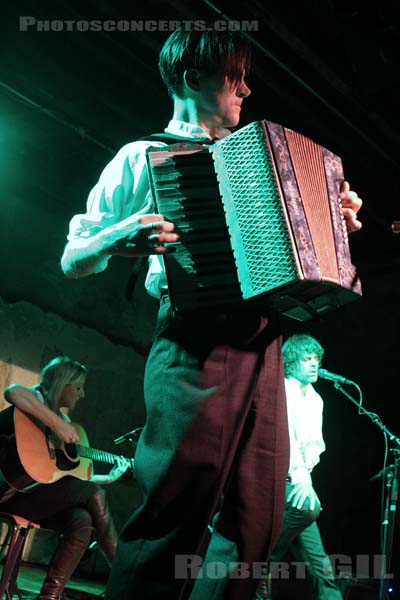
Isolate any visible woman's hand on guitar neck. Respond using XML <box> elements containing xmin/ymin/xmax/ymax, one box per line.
<box><xmin>109</xmin><ymin>456</ymin><xmax>132</xmax><ymax>482</ymax></box>
<box><xmin>91</xmin><ymin>456</ymin><xmax>133</xmax><ymax>484</ymax></box>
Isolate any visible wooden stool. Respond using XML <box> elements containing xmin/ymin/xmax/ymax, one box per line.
<box><xmin>0</xmin><ymin>513</ymin><xmax>40</xmax><ymax>599</ymax></box>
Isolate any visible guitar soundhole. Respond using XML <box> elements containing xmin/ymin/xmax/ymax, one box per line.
<box><xmin>64</xmin><ymin>443</ymin><xmax>78</xmax><ymax>459</ymax></box>
<box><xmin>55</xmin><ymin>445</ymin><xmax>80</xmax><ymax>472</ymax></box>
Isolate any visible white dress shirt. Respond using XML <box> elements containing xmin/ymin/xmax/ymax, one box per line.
<box><xmin>285</xmin><ymin>377</ymin><xmax>326</xmax><ymax>485</ymax></box>
<box><xmin>65</xmin><ymin>120</ymin><xmax>231</xmax><ymax>299</ymax></box>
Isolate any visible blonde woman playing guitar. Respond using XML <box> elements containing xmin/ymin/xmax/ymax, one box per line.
<box><xmin>0</xmin><ymin>356</ymin><xmax>131</xmax><ymax>600</ymax></box>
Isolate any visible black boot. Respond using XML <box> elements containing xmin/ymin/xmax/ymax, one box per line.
<box><xmin>87</xmin><ymin>488</ymin><xmax>118</xmax><ymax>566</ymax></box>
<box><xmin>36</xmin><ymin>525</ymin><xmax>93</xmax><ymax>600</ymax></box>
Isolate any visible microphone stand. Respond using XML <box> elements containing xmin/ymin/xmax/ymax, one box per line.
<box><xmin>333</xmin><ymin>381</ymin><xmax>400</xmax><ymax>444</ymax></box>
<box><xmin>380</xmin><ymin>461</ymin><xmax>399</xmax><ymax>600</ymax></box>
<box><xmin>333</xmin><ymin>381</ymin><xmax>400</xmax><ymax>600</ymax></box>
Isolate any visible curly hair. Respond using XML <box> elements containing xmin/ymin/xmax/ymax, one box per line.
<box><xmin>159</xmin><ymin>29</ymin><xmax>252</xmax><ymax>98</ymax></box>
<box><xmin>40</xmin><ymin>356</ymin><xmax>87</xmax><ymax>410</ymax></box>
<box><xmin>282</xmin><ymin>334</ymin><xmax>324</xmax><ymax>378</ymax></box>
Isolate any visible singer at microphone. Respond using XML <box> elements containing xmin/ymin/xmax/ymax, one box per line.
<box><xmin>114</xmin><ymin>427</ymin><xmax>143</xmax><ymax>446</ymax></box>
<box><xmin>318</xmin><ymin>368</ymin><xmax>353</xmax><ymax>385</ymax></box>
<box><xmin>255</xmin><ymin>333</ymin><xmax>343</xmax><ymax>599</ymax></box>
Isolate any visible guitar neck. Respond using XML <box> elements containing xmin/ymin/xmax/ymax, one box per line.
<box><xmin>77</xmin><ymin>444</ymin><xmax>120</xmax><ymax>466</ymax></box>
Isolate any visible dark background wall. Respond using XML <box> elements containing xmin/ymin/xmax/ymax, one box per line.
<box><xmin>2</xmin><ymin>0</ymin><xmax>400</xmax><ymax>591</ymax></box>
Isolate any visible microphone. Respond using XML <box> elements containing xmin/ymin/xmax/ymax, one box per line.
<box><xmin>318</xmin><ymin>368</ymin><xmax>353</xmax><ymax>385</ymax></box>
<box><xmin>391</xmin><ymin>221</ymin><xmax>400</xmax><ymax>234</ymax></box>
<box><xmin>113</xmin><ymin>427</ymin><xmax>143</xmax><ymax>446</ymax></box>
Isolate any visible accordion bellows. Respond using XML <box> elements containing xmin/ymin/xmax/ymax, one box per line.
<box><xmin>146</xmin><ymin>120</ymin><xmax>361</xmax><ymax>320</ymax></box>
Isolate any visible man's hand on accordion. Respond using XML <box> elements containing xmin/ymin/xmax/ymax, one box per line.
<box><xmin>339</xmin><ymin>180</ymin><xmax>362</xmax><ymax>233</ymax></box>
<box><xmin>105</xmin><ymin>214</ymin><xmax>180</xmax><ymax>257</ymax></box>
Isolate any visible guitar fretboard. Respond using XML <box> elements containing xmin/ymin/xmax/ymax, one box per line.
<box><xmin>76</xmin><ymin>444</ymin><xmax>119</xmax><ymax>465</ymax></box>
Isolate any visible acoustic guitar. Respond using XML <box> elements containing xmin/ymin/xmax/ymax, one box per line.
<box><xmin>0</xmin><ymin>408</ymin><xmax>135</xmax><ymax>492</ymax></box>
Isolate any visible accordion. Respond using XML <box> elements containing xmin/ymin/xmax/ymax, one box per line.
<box><xmin>146</xmin><ymin>120</ymin><xmax>361</xmax><ymax>321</ymax></box>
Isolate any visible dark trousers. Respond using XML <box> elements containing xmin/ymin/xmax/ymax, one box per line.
<box><xmin>106</xmin><ymin>297</ymin><xmax>289</xmax><ymax>600</ymax></box>
<box><xmin>270</xmin><ymin>482</ymin><xmax>342</xmax><ymax>600</ymax></box>
<box><xmin>0</xmin><ymin>477</ymin><xmax>100</xmax><ymax>532</ymax></box>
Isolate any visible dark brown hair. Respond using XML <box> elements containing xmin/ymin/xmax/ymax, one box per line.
<box><xmin>282</xmin><ymin>334</ymin><xmax>324</xmax><ymax>377</ymax></box>
<box><xmin>159</xmin><ymin>30</ymin><xmax>252</xmax><ymax>98</ymax></box>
